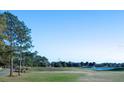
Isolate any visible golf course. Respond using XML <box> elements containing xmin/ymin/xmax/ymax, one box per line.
<box><xmin>1</xmin><ymin>11</ymin><xmax>124</xmax><ymax>82</ymax></box>
<box><xmin>0</xmin><ymin>67</ymin><xmax>124</xmax><ymax>82</ymax></box>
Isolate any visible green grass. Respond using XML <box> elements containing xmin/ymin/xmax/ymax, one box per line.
<box><xmin>0</xmin><ymin>67</ymin><xmax>85</xmax><ymax>82</ymax></box>
<box><xmin>32</xmin><ymin>67</ymin><xmax>83</xmax><ymax>71</ymax></box>
<box><xmin>0</xmin><ymin>72</ymin><xmax>84</xmax><ymax>82</ymax></box>
<box><xmin>1</xmin><ymin>67</ymin><xmax>124</xmax><ymax>82</ymax></box>
<box><xmin>77</xmin><ymin>70</ymin><xmax>124</xmax><ymax>82</ymax></box>
<box><xmin>23</xmin><ymin>72</ymin><xmax>84</xmax><ymax>82</ymax></box>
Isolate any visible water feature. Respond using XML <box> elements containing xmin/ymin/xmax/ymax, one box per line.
<box><xmin>92</xmin><ymin>67</ymin><xmax>114</xmax><ymax>71</ymax></box>
<box><xmin>92</xmin><ymin>67</ymin><xmax>124</xmax><ymax>71</ymax></box>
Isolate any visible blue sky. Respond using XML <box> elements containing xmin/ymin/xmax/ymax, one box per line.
<box><xmin>4</xmin><ymin>10</ymin><xmax>124</xmax><ymax>63</ymax></box>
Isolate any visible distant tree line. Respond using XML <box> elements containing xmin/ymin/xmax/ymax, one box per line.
<box><xmin>50</xmin><ymin>61</ymin><xmax>124</xmax><ymax>68</ymax></box>
<box><xmin>13</xmin><ymin>56</ymin><xmax>124</xmax><ymax>68</ymax></box>
<box><xmin>51</xmin><ymin>61</ymin><xmax>96</xmax><ymax>67</ymax></box>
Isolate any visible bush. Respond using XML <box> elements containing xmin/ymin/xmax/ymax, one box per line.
<box><xmin>14</xmin><ymin>67</ymin><xmax>31</xmax><ymax>73</ymax></box>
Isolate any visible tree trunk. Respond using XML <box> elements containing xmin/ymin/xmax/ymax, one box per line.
<box><xmin>18</xmin><ymin>50</ymin><xmax>22</xmax><ymax>76</ymax></box>
<box><xmin>10</xmin><ymin>54</ymin><xmax>13</xmax><ymax>76</ymax></box>
<box><xmin>18</xmin><ymin>58</ymin><xmax>21</xmax><ymax>76</ymax></box>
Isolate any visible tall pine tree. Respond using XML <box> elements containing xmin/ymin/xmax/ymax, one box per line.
<box><xmin>3</xmin><ymin>12</ymin><xmax>32</xmax><ymax>76</ymax></box>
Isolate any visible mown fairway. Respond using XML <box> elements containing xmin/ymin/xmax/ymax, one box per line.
<box><xmin>0</xmin><ymin>67</ymin><xmax>124</xmax><ymax>82</ymax></box>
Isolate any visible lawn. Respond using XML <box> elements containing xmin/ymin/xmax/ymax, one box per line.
<box><xmin>1</xmin><ymin>67</ymin><xmax>124</xmax><ymax>82</ymax></box>
<box><xmin>23</xmin><ymin>72</ymin><xmax>84</xmax><ymax>82</ymax></box>
<box><xmin>0</xmin><ymin>67</ymin><xmax>85</xmax><ymax>82</ymax></box>
<box><xmin>79</xmin><ymin>70</ymin><xmax>124</xmax><ymax>82</ymax></box>
<box><xmin>0</xmin><ymin>72</ymin><xmax>84</xmax><ymax>82</ymax></box>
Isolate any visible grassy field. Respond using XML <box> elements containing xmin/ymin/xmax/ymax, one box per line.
<box><xmin>0</xmin><ymin>72</ymin><xmax>84</xmax><ymax>82</ymax></box>
<box><xmin>0</xmin><ymin>67</ymin><xmax>124</xmax><ymax>82</ymax></box>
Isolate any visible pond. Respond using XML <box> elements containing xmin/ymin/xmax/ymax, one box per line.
<box><xmin>92</xmin><ymin>67</ymin><xmax>114</xmax><ymax>71</ymax></box>
<box><xmin>91</xmin><ymin>67</ymin><xmax>124</xmax><ymax>71</ymax></box>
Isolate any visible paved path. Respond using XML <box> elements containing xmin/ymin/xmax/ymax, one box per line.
<box><xmin>0</xmin><ymin>69</ymin><xmax>9</xmax><ymax>77</ymax></box>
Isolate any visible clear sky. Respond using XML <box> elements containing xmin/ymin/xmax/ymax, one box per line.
<box><xmin>5</xmin><ymin>10</ymin><xmax>124</xmax><ymax>63</ymax></box>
